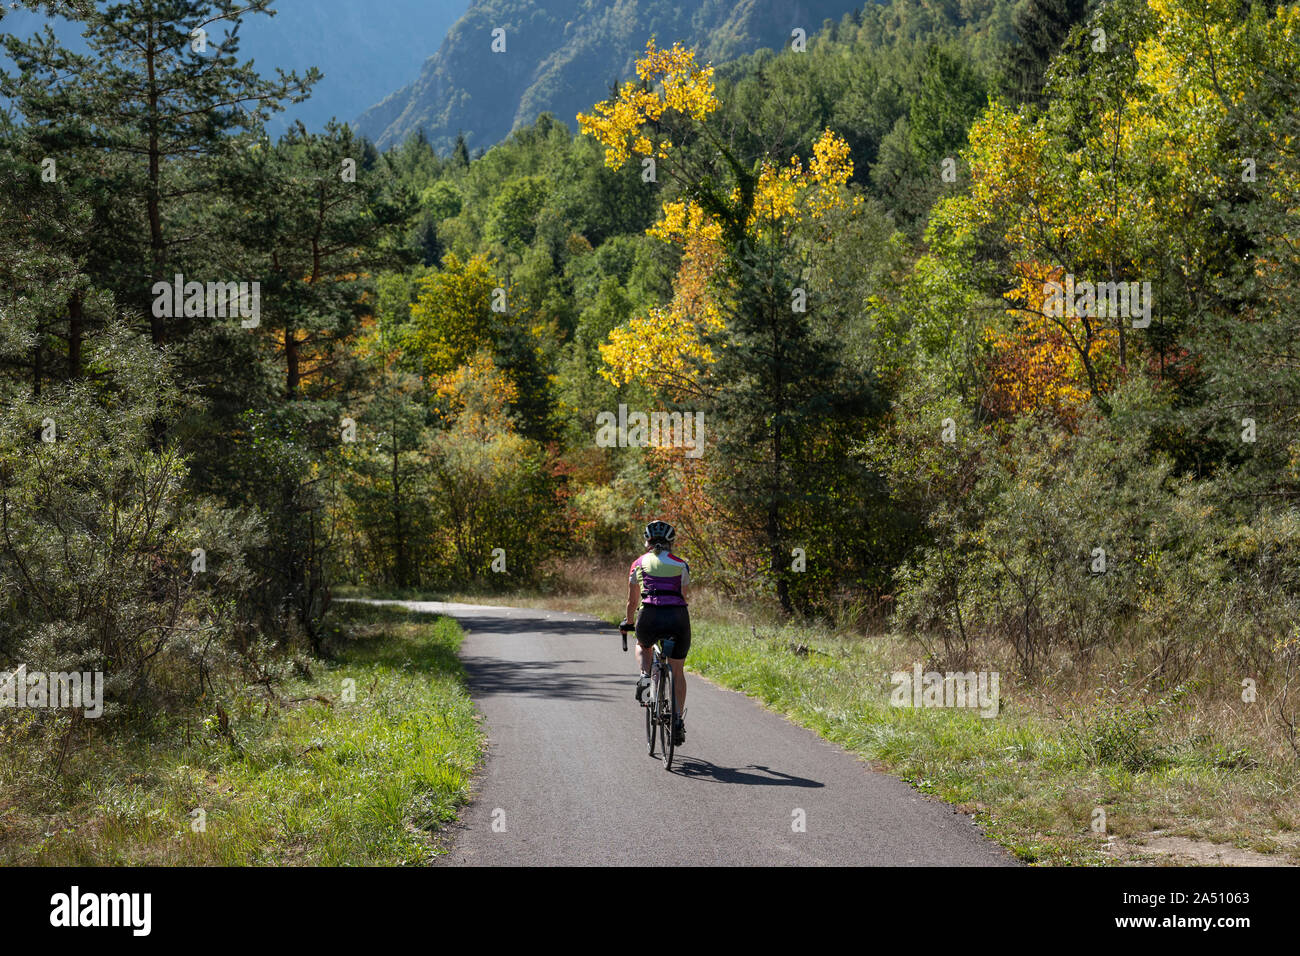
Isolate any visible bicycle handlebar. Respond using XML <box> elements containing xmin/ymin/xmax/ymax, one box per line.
<box><xmin>619</xmin><ymin>618</ymin><xmax>629</xmax><ymax>652</ymax></box>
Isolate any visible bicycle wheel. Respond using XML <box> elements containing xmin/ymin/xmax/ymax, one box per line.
<box><xmin>660</xmin><ymin>664</ymin><xmax>675</xmax><ymax>770</ymax></box>
<box><xmin>645</xmin><ymin>673</ymin><xmax>656</xmax><ymax>756</ymax></box>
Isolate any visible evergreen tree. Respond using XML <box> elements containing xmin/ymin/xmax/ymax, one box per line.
<box><xmin>451</xmin><ymin>131</ymin><xmax>471</xmax><ymax>168</ymax></box>
<box><xmin>236</xmin><ymin>120</ymin><xmax>415</xmax><ymax>400</ymax></box>
<box><xmin>698</xmin><ymin>228</ymin><xmax>878</xmax><ymax>613</ymax></box>
<box><xmin>1001</xmin><ymin>0</ymin><xmax>1092</xmax><ymax>106</ymax></box>
<box><xmin>0</xmin><ymin>0</ymin><xmax>317</xmax><ymax>348</ymax></box>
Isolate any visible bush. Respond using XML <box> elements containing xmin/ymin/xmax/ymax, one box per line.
<box><xmin>892</xmin><ymin>379</ymin><xmax>1278</xmax><ymax>681</ymax></box>
<box><xmin>0</xmin><ymin>325</ymin><xmax>258</xmax><ymax>723</ymax></box>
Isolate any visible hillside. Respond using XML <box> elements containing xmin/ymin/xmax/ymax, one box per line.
<box><xmin>0</xmin><ymin>0</ymin><xmax>468</xmax><ymax>136</ymax></box>
<box><xmin>354</xmin><ymin>0</ymin><xmax>870</xmax><ymax>152</ymax></box>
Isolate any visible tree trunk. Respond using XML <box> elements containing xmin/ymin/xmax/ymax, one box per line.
<box><xmin>68</xmin><ymin>291</ymin><xmax>84</xmax><ymax>378</ymax></box>
<box><xmin>32</xmin><ymin>327</ymin><xmax>43</xmax><ymax>397</ymax></box>
<box><xmin>769</xmin><ymin>268</ymin><xmax>791</xmax><ymax>614</ymax></box>
<box><xmin>143</xmin><ymin>18</ymin><xmax>168</xmax><ymax>347</ymax></box>
<box><xmin>286</xmin><ymin>328</ymin><xmax>300</xmax><ymax>396</ymax></box>
<box><xmin>390</xmin><ymin>417</ymin><xmax>408</xmax><ymax>587</ymax></box>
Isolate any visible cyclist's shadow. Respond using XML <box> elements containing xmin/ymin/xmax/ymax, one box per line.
<box><xmin>671</xmin><ymin>759</ymin><xmax>824</xmax><ymax>788</ymax></box>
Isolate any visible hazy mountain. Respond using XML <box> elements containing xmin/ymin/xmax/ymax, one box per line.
<box><xmin>354</xmin><ymin>0</ymin><xmax>869</xmax><ymax>152</ymax></box>
<box><xmin>0</xmin><ymin>0</ymin><xmax>468</xmax><ymax>137</ymax></box>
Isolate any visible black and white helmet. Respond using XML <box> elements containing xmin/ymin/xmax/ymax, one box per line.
<box><xmin>643</xmin><ymin>520</ymin><xmax>676</xmax><ymax>547</ymax></box>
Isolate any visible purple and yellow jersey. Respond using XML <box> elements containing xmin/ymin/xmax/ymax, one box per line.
<box><xmin>629</xmin><ymin>550</ymin><xmax>690</xmax><ymax>608</ymax></box>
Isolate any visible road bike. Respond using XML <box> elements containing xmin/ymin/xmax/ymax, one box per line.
<box><xmin>620</xmin><ymin>620</ymin><xmax>681</xmax><ymax>771</ymax></box>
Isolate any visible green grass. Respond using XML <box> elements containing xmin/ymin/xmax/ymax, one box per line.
<box><xmin>0</xmin><ymin>603</ymin><xmax>483</xmax><ymax>865</ymax></box>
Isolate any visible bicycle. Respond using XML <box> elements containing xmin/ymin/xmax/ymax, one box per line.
<box><xmin>620</xmin><ymin>620</ymin><xmax>682</xmax><ymax>771</ymax></box>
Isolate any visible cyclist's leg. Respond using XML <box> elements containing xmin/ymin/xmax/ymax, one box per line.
<box><xmin>633</xmin><ymin>607</ymin><xmax>657</xmax><ymax>701</ymax></box>
<box><xmin>637</xmin><ymin>642</ymin><xmax>654</xmax><ymax>676</ymax></box>
<box><xmin>667</xmin><ymin>605</ymin><xmax>691</xmax><ymax>712</ymax></box>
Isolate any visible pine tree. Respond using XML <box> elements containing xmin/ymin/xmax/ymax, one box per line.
<box><xmin>234</xmin><ymin>120</ymin><xmax>415</xmax><ymax>400</ymax></box>
<box><xmin>697</xmin><ymin>229</ymin><xmax>876</xmax><ymax>613</ymax></box>
<box><xmin>451</xmin><ymin>131</ymin><xmax>471</xmax><ymax>168</ymax></box>
<box><xmin>1001</xmin><ymin>0</ymin><xmax>1092</xmax><ymax>106</ymax></box>
<box><xmin>0</xmin><ymin>109</ymin><xmax>101</xmax><ymax>391</ymax></box>
<box><xmin>0</xmin><ymin>0</ymin><xmax>318</xmax><ymax>348</ymax></box>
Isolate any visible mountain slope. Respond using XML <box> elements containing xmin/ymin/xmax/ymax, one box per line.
<box><xmin>354</xmin><ymin>0</ymin><xmax>870</xmax><ymax>152</ymax></box>
<box><xmin>0</xmin><ymin>0</ymin><xmax>468</xmax><ymax>137</ymax></box>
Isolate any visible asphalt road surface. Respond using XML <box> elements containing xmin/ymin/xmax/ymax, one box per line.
<box><xmin>362</xmin><ymin>600</ymin><xmax>1016</xmax><ymax>866</ymax></box>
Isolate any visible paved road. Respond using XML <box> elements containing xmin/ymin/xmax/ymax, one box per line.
<box><xmin>363</xmin><ymin>600</ymin><xmax>1016</xmax><ymax>866</ymax></box>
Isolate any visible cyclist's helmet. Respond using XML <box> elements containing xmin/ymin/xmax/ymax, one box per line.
<box><xmin>643</xmin><ymin>520</ymin><xmax>676</xmax><ymax>548</ymax></box>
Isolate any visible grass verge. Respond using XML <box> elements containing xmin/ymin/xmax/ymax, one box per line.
<box><xmin>0</xmin><ymin>602</ymin><xmax>483</xmax><ymax>865</ymax></box>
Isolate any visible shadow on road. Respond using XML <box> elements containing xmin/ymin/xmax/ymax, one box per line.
<box><xmin>460</xmin><ymin>656</ymin><xmax>626</xmax><ymax>702</ymax></box>
<box><xmin>671</xmin><ymin>758</ymin><xmax>825</xmax><ymax>788</ymax></box>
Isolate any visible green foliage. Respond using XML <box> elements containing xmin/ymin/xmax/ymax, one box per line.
<box><xmin>486</xmin><ymin>174</ymin><xmax>550</xmax><ymax>250</ymax></box>
<box><xmin>711</xmin><ymin>0</ymin><xmax>1017</xmax><ymax>228</ymax></box>
<box><xmin>407</xmin><ymin>253</ymin><xmax>502</xmax><ymax>378</ymax></box>
<box><xmin>0</xmin><ymin>324</ymin><xmax>258</xmax><ymax>716</ymax></box>
<box><xmin>336</xmin><ymin>371</ymin><xmax>437</xmax><ymax>589</ymax></box>
<box><xmin>426</xmin><ymin>404</ymin><xmax>555</xmax><ymax>589</ymax></box>
<box><xmin>694</xmin><ymin>219</ymin><xmax>885</xmax><ymax>612</ymax></box>
<box><xmin>1000</xmin><ymin>0</ymin><xmax>1093</xmax><ymax>105</ymax></box>
<box><xmin>0</xmin><ymin>0</ymin><xmax>317</xmax><ymax>341</ymax></box>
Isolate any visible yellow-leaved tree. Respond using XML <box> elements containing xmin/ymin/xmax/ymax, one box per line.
<box><xmin>405</xmin><ymin>252</ymin><xmax>501</xmax><ymax>380</ymax></box>
<box><xmin>928</xmin><ymin>0</ymin><xmax>1300</xmax><ymax>418</ymax></box>
<box><xmin>579</xmin><ymin>40</ymin><xmax>870</xmax><ymax>614</ymax></box>
<box><xmin>578</xmin><ymin>39</ymin><xmax>859</xmax><ymax>398</ymax></box>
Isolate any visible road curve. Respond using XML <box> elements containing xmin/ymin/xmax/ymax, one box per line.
<box><xmin>361</xmin><ymin>600</ymin><xmax>1017</xmax><ymax>867</ymax></box>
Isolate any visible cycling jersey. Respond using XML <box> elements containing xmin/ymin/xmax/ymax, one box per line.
<box><xmin>629</xmin><ymin>549</ymin><xmax>689</xmax><ymax>609</ymax></box>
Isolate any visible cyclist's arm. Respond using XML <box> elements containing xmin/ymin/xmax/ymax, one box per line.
<box><xmin>625</xmin><ymin>575</ymin><xmax>638</xmax><ymax>625</ymax></box>
<box><xmin>680</xmin><ymin>564</ymin><xmax>690</xmax><ymax>604</ymax></box>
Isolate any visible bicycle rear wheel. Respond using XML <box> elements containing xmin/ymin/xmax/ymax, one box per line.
<box><xmin>660</xmin><ymin>665</ymin><xmax>675</xmax><ymax>770</ymax></box>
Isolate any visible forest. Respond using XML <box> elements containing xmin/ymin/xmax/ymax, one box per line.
<box><xmin>2</xmin><ymin>0</ymin><xmax>1300</xmax><ymax>832</ymax></box>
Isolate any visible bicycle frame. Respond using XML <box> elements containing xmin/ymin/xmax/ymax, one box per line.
<box><xmin>621</xmin><ymin>623</ymin><xmax>682</xmax><ymax>771</ymax></box>
<box><xmin>647</xmin><ymin>638</ymin><xmax>680</xmax><ymax>769</ymax></box>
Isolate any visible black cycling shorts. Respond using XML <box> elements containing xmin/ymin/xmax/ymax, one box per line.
<box><xmin>634</xmin><ymin>604</ymin><xmax>691</xmax><ymax>660</ymax></box>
